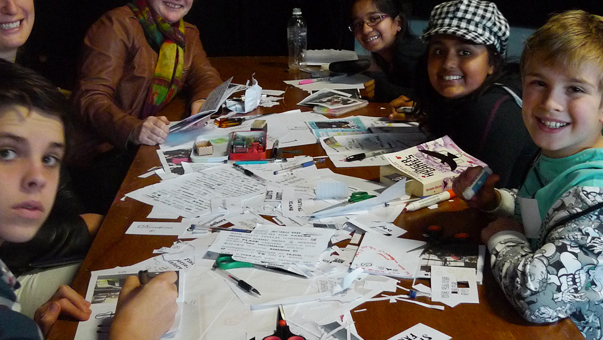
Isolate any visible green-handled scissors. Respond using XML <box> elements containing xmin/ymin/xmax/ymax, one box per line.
<box><xmin>348</xmin><ymin>191</ymin><xmax>376</xmax><ymax>202</ymax></box>
<box><xmin>311</xmin><ymin>191</ymin><xmax>377</xmax><ymax>217</ymax></box>
<box><xmin>215</xmin><ymin>255</ymin><xmax>307</xmax><ymax>278</ymax></box>
<box><xmin>215</xmin><ymin>254</ymin><xmax>253</xmax><ymax>270</ymax></box>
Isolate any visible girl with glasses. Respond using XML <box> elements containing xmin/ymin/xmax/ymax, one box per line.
<box><xmin>349</xmin><ymin>0</ymin><xmax>425</xmax><ymax>104</ymax></box>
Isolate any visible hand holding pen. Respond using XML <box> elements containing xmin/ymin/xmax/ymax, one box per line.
<box><xmin>273</xmin><ymin>158</ymin><xmax>326</xmax><ymax>175</ymax></box>
<box><xmin>111</xmin><ymin>272</ymin><xmax>178</xmax><ymax>340</ymax></box>
<box><xmin>452</xmin><ymin>166</ymin><xmax>500</xmax><ymax>211</ymax></box>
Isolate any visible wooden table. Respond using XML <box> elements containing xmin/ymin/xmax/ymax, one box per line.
<box><xmin>48</xmin><ymin>57</ymin><xmax>580</xmax><ymax>340</ymax></box>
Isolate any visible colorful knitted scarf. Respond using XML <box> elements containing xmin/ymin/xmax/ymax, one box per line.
<box><xmin>128</xmin><ymin>0</ymin><xmax>186</xmax><ymax>118</ymax></box>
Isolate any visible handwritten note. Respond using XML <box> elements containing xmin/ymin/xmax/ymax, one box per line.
<box><xmin>126</xmin><ymin>221</ymin><xmax>188</xmax><ymax>236</ymax></box>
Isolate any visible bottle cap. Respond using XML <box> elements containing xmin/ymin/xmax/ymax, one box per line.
<box><xmin>293</xmin><ymin>8</ymin><xmax>302</xmax><ymax>15</ymax></box>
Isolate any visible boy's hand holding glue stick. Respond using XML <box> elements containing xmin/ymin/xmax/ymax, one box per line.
<box><xmin>452</xmin><ymin>166</ymin><xmax>500</xmax><ymax>211</ymax></box>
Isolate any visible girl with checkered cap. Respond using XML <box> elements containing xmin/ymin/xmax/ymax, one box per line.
<box><xmin>349</xmin><ymin>0</ymin><xmax>425</xmax><ymax>102</ymax></box>
<box><xmin>411</xmin><ymin>0</ymin><xmax>538</xmax><ymax>189</ymax></box>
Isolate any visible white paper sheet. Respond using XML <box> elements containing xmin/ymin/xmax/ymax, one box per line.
<box><xmin>350</xmin><ymin>233</ymin><xmax>425</xmax><ymax>278</ymax></box>
<box><xmin>126</xmin><ymin>221</ymin><xmax>189</xmax><ymax>236</ymax></box>
<box><xmin>208</xmin><ymin>225</ymin><xmax>335</xmax><ymax>267</ymax></box>
<box><xmin>126</xmin><ymin>168</ymin><xmax>265</xmax><ymax>218</ymax></box>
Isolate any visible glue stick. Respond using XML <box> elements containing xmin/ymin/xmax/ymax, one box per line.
<box><xmin>462</xmin><ymin>167</ymin><xmax>492</xmax><ymax>200</ymax></box>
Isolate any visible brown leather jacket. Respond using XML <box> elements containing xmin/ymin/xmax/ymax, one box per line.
<box><xmin>70</xmin><ymin>6</ymin><xmax>222</xmax><ymax>165</ymax></box>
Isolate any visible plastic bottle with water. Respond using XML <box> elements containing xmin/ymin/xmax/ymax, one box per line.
<box><xmin>287</xmin><ymin>8</ymin><xmax>307</xmax><ymax>70</ymax></box>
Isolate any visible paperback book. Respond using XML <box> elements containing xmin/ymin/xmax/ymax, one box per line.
<box><xmin>383</xmin><ymin>136</ymin><xmax>486</xmax><ymax>196</ymax></box>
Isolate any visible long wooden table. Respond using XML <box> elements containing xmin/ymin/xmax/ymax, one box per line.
<box><xmin>48</xmin><ymin>57</ymin><xmax>581</xmax><ymax>340</ymax></box>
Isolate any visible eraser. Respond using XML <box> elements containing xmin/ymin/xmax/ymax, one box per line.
<box><xmin>251</xmin><ymin>119</ymin><xmax>267</xmax><ymax>131</ymax></box>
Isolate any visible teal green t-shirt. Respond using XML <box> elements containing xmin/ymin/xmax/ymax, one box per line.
<box><xmin>517</xmin><ymin>148</ymin><xmax>603</xmax><ymax>222</ymax></box>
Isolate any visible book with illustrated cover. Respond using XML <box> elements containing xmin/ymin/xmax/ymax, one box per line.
<box><xmin>383</xmin><ymin>136</ymin><xmax>486</xmax><ymax>196</ymax></box>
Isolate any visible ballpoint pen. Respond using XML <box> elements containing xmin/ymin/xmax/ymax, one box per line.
<box><xmin>232</xmin><ymin>163</ymin><xmax>267</xmax><ymax>183</ymax></box>
<box><xmin>345</xmin><ymin>149</ymin><xmax>391</xmax><ymax>162</ymax></box>
<box><xmin>212</xmin><ymin>262</ymin><xmax>261</xmax><ymax>296</ymax></box>
<box><xmin>273</xmin><ymin>158</ymin><xmax>325</xmax><ymax>175</ymax></box>
<box><xmin>235</xmin><ymin>158</ymin><xmax>287</xmax><ymax>165</ymax></box>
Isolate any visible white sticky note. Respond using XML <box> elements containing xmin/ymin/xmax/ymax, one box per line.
<box><xmin>126</xmin><ymin>221</ymin><xmax>188</xmax><ymax>236</ymax></box>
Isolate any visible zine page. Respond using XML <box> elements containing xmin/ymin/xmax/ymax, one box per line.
<box><xmin>430</xmin><ymin>266</ymin><xmax>480</xmax><ymax>308</ymax></box>
<box><xmin>350</xmin><ymin>232</ymin><xmax>425</xmax><ymax>278</ymax></box>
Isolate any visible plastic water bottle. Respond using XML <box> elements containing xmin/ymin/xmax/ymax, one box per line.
<box><xmin>287</xmin><ymin>8</ymin><xmax>307</xmax><ymax>70</ymax></box>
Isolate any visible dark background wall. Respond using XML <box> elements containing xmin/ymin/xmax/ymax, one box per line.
<box><xmin>23</xmin><ymin>0</ymin><xmax>603</xmax><ymax>90</ymax></box>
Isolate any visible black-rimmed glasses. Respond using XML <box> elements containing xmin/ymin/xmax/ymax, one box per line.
<box><xmin>348</xmin><ymin>14</ymin><xmax>390</xmax><ymax>32</ymax></box>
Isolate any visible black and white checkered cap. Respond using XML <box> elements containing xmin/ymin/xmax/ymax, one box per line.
<box><xmin>422</xmin><ymin>0</ymin><xmax>510</xmax><ymax>55</ymax></box>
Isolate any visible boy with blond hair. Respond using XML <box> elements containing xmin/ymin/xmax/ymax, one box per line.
<box><xmin>453</xmin><ymin>10</ymin><xmax>603</xmax><ymax>339</ymax></box>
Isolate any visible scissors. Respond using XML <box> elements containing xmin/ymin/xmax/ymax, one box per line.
<box><xmin>215</xmin><ymin>255</ymin><xmax>306</xmax><ymax>278</ymax></box>
<box><xmin>406</xmin><ymin>225</ymin><xmax>470</xmax><ymax>255</ymax></box>
<box><xmin>312</xmin><ymin>191</ymin><xmax>377</xmax><ymax>216</ymax></box>
<box><xmin>263</xmin><ymin>305</ymin><xmax>306</xmax><ymax>340</ymax></box>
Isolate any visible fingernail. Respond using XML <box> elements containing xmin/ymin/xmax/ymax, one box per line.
<box><xmin>49</xmin><ymin>302</ymin><xmax>60</xmax><ymax>313</ymax></box>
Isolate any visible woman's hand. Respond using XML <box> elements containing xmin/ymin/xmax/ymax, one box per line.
<box><xmin>452</xmin><ymin>166</ymin><xmax>500</xmax><ymax>211</ymax></box>
<box><xmin>110</xmin><ymin>272</ymin><xmax>178</xmax><ymax>340</ymax></box>
<box><xmin>190</xmin><ymin>99</ymin><xmax>206</xmax><ymax>117</ymax></box>
<box><xmin>388</xmin><ymin>95</ymin><xmax>413</xmax><ymax>120</ymax></box>
<box><xmin>360</xmin><ymin>79</ymin><xmax>375</xmax><ymax>100</ymax></box>
<box><xmin>34</xmin><ymin>285</ymin><xmax>91</xmax><ymax>336</ymax></box>
<box><xmin>481</xmin><ymin>217</ymin><xmax>525</xmax><ymax>245</ymax></box>
<box><xmin>130</xmin><ymin>116</ymin><xmax>170</xmax><ymax>145</ymax></box>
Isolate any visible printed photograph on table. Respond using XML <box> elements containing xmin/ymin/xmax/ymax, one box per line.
<box><xmin>418</xmin><ymin>244</ymin><xmax>485</xmax><ymax>283</ymax></box>
<box><xmin>91</xmin><ymin>272</ymin><xmax>181</xmax><ymax>305</ymax></box>
<box><xmin>307</xmin><ymin>94</ymin><xmax>365</xmax><ymax>109</ymax></box>
<box><xmin>158</xmin><ymin>147</ymin><xmax>192</xmax><ymax>175</ymax></box>
<box><xmin>307</xmin><ymin>116</ymin><xmax>368</xmax><ymax>137</ymax></box>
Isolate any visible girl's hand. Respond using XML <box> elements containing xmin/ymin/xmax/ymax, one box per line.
<box><xmin>34</xmin><ymin>285</ymin><xmax>91</xmax><ymax>336</ymax></box>
<box><xmin>130</xmin><ymin>116</ymin><xmax>170</xmax><ymax>145</ymax></box>
<box><xmin>388</xmin><ymin>95</ymin><xmax>413</xmax><ymax>120</ymax></box>
<box><xmin>110</xmin><ymin>272</ymin><xmax>178</xmax><ymax>340</ymax></box>
<box><xmin>452</xmin><ymin>166</ymin><xmax>500</xmax><ymax>211</ymax></box>
<box><xmin>360</xmin><ymin>79</ymin><xmax>375</xmax><ymax>100</ymax></box>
